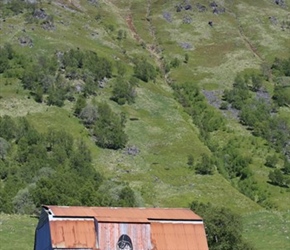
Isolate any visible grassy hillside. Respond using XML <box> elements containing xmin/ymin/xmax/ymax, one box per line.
<box><xmin>1</xmin><ymin>0</ymin><xmax>290</xmax><ymax>249</ymax></box>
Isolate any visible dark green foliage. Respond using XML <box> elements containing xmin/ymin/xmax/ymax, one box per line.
<box><xmin>223</xmin><ymin>74</ymin><xmax>251</xmax><ymax>109</ymax></box>
<box><xmin>273</xmin><ymin>85</ymin><xmax>290</xmax><ymax>107</ymax></box>
<box><xmin>0</xmin><ymin>115</ymin><xmax>16</xmax><ymax>140</ymax></box>
<box><xmin>74</xmin><ymin>95</ymin><xmax>87</xmax><ymax>116</ymax></box>
<box><xmin>187</xmin><ymin>154</ymin><xmax>194</xmax><ymax>167</ymax></box>
<box><xmin>251</xmin><ymin>74</ymin><xmax>263</xmax><ymax>91</ymax></box>
<box><xmin>271</xmin><ymin>57</ymin><xmax>290</xmax><ymax>77</ymax></box>
<box><xmin>170</xmin><ymin>57</ymin><xmax>180</xmax><ymax>68</ymax></box>
<box><xmin>62</xmin><ymin>49</ymin><xmax>112</xmax><ymax>83</ymax></box>
<box><xmin>283</xmin><ymin>159</ymin><xmax>290</xmax><ymax>175</ymax></box>
<box><xmin>0</xmin><ymin>0</ymin><xmax>36</xmax><ymax>17</ymax></box>
<box><xmin>93</xmin><ymin>102</ymin><xmax>128</xmax><ymax>149</ymax></box>
<box><xmin>79</xmin><ymin>105</ymin><xmax>99</xmax><ymax>126</ymax></box>
<box><xmin>195</xmin><ymin>154</ymin><xmax>214</xmax><ymax>175</ymax></box>
<box><xmin>117</xmin><ymin>29</ymin><xmax>127</xmax><ymax>41</ymax></box>
<box><xmin>173</xmin><ymin>82</ymin><xmax>225</xmax><ymax>134</ymax></box>
<box><xmin>111</xmin><ymin>76</ymin><xmax>136</xmax><ymax>105</ymax></box>
<box><xmin>220</xmin><ymin>142</ymin><xmax>252</xmax><ymax>179</ymax></box>
<box><xmin>134</xmin><ymin>58</ymin><xmax>157</xmax><ymax>82</ymax></box>
<box><xmin>190</xmin><ymin>201</ymin><xmax>254</xmax><ymax>250</ymax></box>
<box><xmin>118</xmin><ymin>186</ymin><xmax>136</xmax><ymax>207</ymax></box>
<box><xmin>265</xmin><ymin>155</ymin><xmax>279</xmax><ymax>168</ymax></box>
<box><xmin>0</xmin><ymin>115</ymin><xmax>136</xmax><ymax>213</ymax></box>
<box><xmin>0</xmin><ymin>138</ymin><xmax>10</xmax><ymax>160</ymax></box>
<box><xmin>268</xmin><ymin>169</ymin><xmax>288</xmax><ymax>187</ymax></box>
<box><xmin>239</xmin><ymin>99</ymin><xmax>271</xmax><ymax>130</ymax></box>
<box><xmin>184</xmin><ymin>53</ymin><xmax>189</xmax><ymax>63</ymax></box>
<box><xmin>238</xmin><ymin>178</ymin><xmax>268</xmax><ymax>204</ymax></box>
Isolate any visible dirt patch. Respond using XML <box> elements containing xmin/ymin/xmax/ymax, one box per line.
<box><xmin>126</xmin><ymin>14</ymin><xmax>141</xmax><ymax>43</ymax></box>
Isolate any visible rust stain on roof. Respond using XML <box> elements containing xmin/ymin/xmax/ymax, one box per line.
<box><xmin>45</xmin><ymin>206</ymin><xmax>202</xmax><ymax>222</ymax></box>
<box><xmin>50</xmin><ymin>220</ymin><xmax>97</xmax><ymax>249</ymax></box>
<box><xmin>151</xmin><ymin>222</ymin><xmax>209</xmax><ymax>250</ymax></box>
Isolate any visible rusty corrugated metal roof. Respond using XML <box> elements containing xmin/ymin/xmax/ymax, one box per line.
<box><xmin>44</xmin><ymin>206</ymin><xmax>202</xmax><ymax>222</ymax></box>
<box><xmin>50</xmin><ymin>220</ymin><xmax>97</xmax><ymax>249</ymax></box>
<box><xmin>151</xmin><ymin>222</ymin><xmax>209</xmax><ymax>250</ymax></box>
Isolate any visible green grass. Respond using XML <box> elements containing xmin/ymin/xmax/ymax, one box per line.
<box><xmin>0</xmin><ymin>213</ymin><xmax>37</xmax><ymax>250</ymax></box>
<box><xmin>243</xmin><ymin>210</ymin><xmax>290</xmax><ymax>249</ymax></box>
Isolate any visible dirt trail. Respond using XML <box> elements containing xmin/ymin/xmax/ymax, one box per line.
<box><xmin>225</xmin><ymin>4</ymin><xmax>263</xmax><ymax>61</ymax></box>
<box><xmin>125</xmin><ymin>0</ymin><xmax>170</xmax><ymax>84</ymax></box>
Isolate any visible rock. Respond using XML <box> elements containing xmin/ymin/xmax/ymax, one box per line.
<box><xmin>163</xmin><ymin>11</ymin><xmax>172</xmax><ymax>23</ymax></box>
<box><xmin>274</xmin><ymin>0</ymin><xmax>287</xmax><ymax>7</ymax></box>
<box><xmin>124</xmin><ymin>145</ymin><xmax>140</xmax><ymax>156</ymax></box>
<box><xmin>179</xmin><ymin>42</ymin><xmax>192</xmax><ymax>49</ymax></box>
<box><xmin>18</xmin><ymin>36</ymin><xmax>33</xmax><ymax>47</ymax></box>
<box><xmin>269</xmin><ymin>16</ymin><xmax>279</xmax><ymax>25</ymax></box>
<box><xmin>209</xmin><ymin>1</ymin><xmax>218</xmax><ymax>8</ymax></box>
<box><xmin>183</xmin><ymin>16</ymin><xmax>192</xmax><ymax>24</ymax></box>
<box><xmin>42</xmin><ymin>20</ymin><xmax>55</xmax><ymax>31</ymax></box>
<box><xmin>213</xmin><ymin>7</ymin><xmax>225</xmax><ymax>14</ymax></box>
<box><xmin>33</xmin><ymin>9</ymin><xmax>48</xmax><ymax>19</ymax></box>
<box><xmin>196</xmin><ymin>3</ymin><xmax>207</xmax><ymax>12</ymax></box>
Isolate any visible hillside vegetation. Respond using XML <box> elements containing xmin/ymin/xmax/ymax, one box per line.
<box><xmin>0</xmin><ymin>0</ymin><xmax>290</xmax><ymax>249</ymax></box>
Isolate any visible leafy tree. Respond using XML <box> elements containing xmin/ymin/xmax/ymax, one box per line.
<box><xmin>0</xmin><ymin>115</ymin><xmax>17</xmax><ymax>140</ymax></box>
<box><xmin>268</xmin><ymin>169</ymin><xmax>287</xmax><ymax>187</ymax></box>
<box><xmin>282</xmin><ymin>159</ymin><xmax>290</xmax><ymax>175</ymax></box>
<box><xmin>184</xmin><ymin>53</ymin><xmax>189</xmax><ymax>63</ymax></box>
<box><xmin>93</xmin><ymin>102</ymin><xmax>128</xmax><ymax>149</ymax></box>
<box><xmin>119</xmin><ymin>186</ymin><xmax>136</xmax><ymax>207</ymax></box>
<box><xmin>223</xmin><ymin>74</ymin><xmax>251</xmax><ymax>109</ymax></box>
<box><xmin>251</xmin><ymin>74</ymin><xmax>263</xmax><ymax>92</ymax></box>
<box><xmin>195</xmin><ymin>154</ymin><xmax>214</xmax><ymax>175</ymax></box>
<box><xmin>190</xmin><ymin>201</ymin><xmax>254</xmax><ymax>250</ymax></box>
<box><xmin>273</xmin><ymin>85</ymin><xmax>290</xmax><ymax>107</ymax></box>
<box><xmin>0</xmin><ymin>137</ymin><xmax>10</xmax><ymax>160</ymax></box>
<box><xmin>187</xmin><ymin>154</ymin><xmax>194</xmax><ymax>167</ymax></box>
<box><xmin>265</xmin><ymin>155</ymin><xmax>279</xmax><ymax>168</ymax></box>
<box><xmin>12</xmin><ymin>187</ymin><xmax>36</xmax><ymax>214</ymax></box>
<box><xmin>134</xmin><ymin>58</ymin><xmax>157</xmax><ymax>82</ymax></box>
<box><xmin>0</xmin><ymin>46</ymin><xmax>10</xmax><ymax>73</ymax></box>
<box><xmin>74</xmin><ymin>95</ymin><xmax>87</xmax><ymax>116</ymax></box>
<box><xmin>170</xmin><ymin>57</ymin><xmax>180</xmax><ymax>68</ymax></box>
<box><xmin>79</xmin><ymin>104</ymin><xmax>98</xmax><ymax>126</ymax></box>
<box><xmin>111</xmin><ymin>76</ymin><xmax>136</xmax><ymax>105</ymax></box>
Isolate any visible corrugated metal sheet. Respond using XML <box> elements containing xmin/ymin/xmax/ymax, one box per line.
<box><xmin>45</xmin><ymin>206</ymin><xmax>202</xmax><ymax>222</ymax></box>
<box><xmin>50</xmin><ymin>220</ymin><xmax>97</xmax><ymax>249</ymax></box>
<box><xmin>151</xmin><ymin>222</ymin><xmax>209</xmax><ymax>250</ymax></box>
<box><xmin>98</xmin><ymin>222</ymin><xmax>152</xmax><ymax>249</ymax></box>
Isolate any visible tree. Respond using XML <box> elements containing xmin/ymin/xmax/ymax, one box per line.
<box><xmin>93</xmin><ymin>102</ymin><xmax>128</xmax><ymax>149</ymax></box>
<box><xmin>79</xmin><ymin>105</ymin><xmax>98</xmax><ymax>126</ymax></box>
<box><xmin>251</xmin><ymin>74</ymin><xmax>263</xmax><ymax>92</ymax></box>
<box><xmin>265</xmin><ymin>155</ymin><xmax>278</xmax><ymax>168</ymax></box>
<box><xmin>190</xmin><ymin>201</ymin><xmax>254</xmax><ymax>250</ymax></box>
<box><xmin>111</xmin><ymin>77</ymin><xmax>136</xmax><ymax>105</ymax></box>
<box><xmin>134</xmin><ymin>59</ymin><xmax>157</xmax><ymax>82</ymax></box>
<box><xmin>268</xmin><ymin>169</ymin><xmax>286</xmax><ymax>187</ymax></box>
<box><xmin>187</xmin><ymin>154</ymin><xmax>194</xmax><ymax>167</ymax></box>
<box><xmin>282</xmin><ymin>159</ymin><xmax>290</xmax><ymax>175</ymax></box>
<box><xmin>0</xmin><ymin>137</ymin><xmax>10</xmax><ymax>160</ymax></box>
<box><xmin>195</xmin><ymin>154</ymin><xmax>214</xmax><ymax>175</ymax></box>
<box><xmin>12</xmin><ymin>187</ymin><xmax>36</xmax><ymax>214</ymax></box>
<box><xmin>74</xmin><ymin>95</ymin><xmax>87</xmax><ymax>116</ymax></box>
<box><xmin>184</xmin><ymin>53</ymin><xmax>189</xmax><ymax>63</ymax></box>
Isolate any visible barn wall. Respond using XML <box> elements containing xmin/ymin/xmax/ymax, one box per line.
<box><xmin>34</xmin><ymin>209</ymin><xmax>52</xmax><ymax>250</ymax></box>
<box><xmin>99</xmin><ymin>222</ymin><xmax>152</xmax><ymax>250</ymax></box>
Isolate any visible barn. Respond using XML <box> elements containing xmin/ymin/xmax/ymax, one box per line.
<box><xmin>34</xmin><ymin>205</ymin><xmax>209</xmax><ymax>250</ymax></box>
